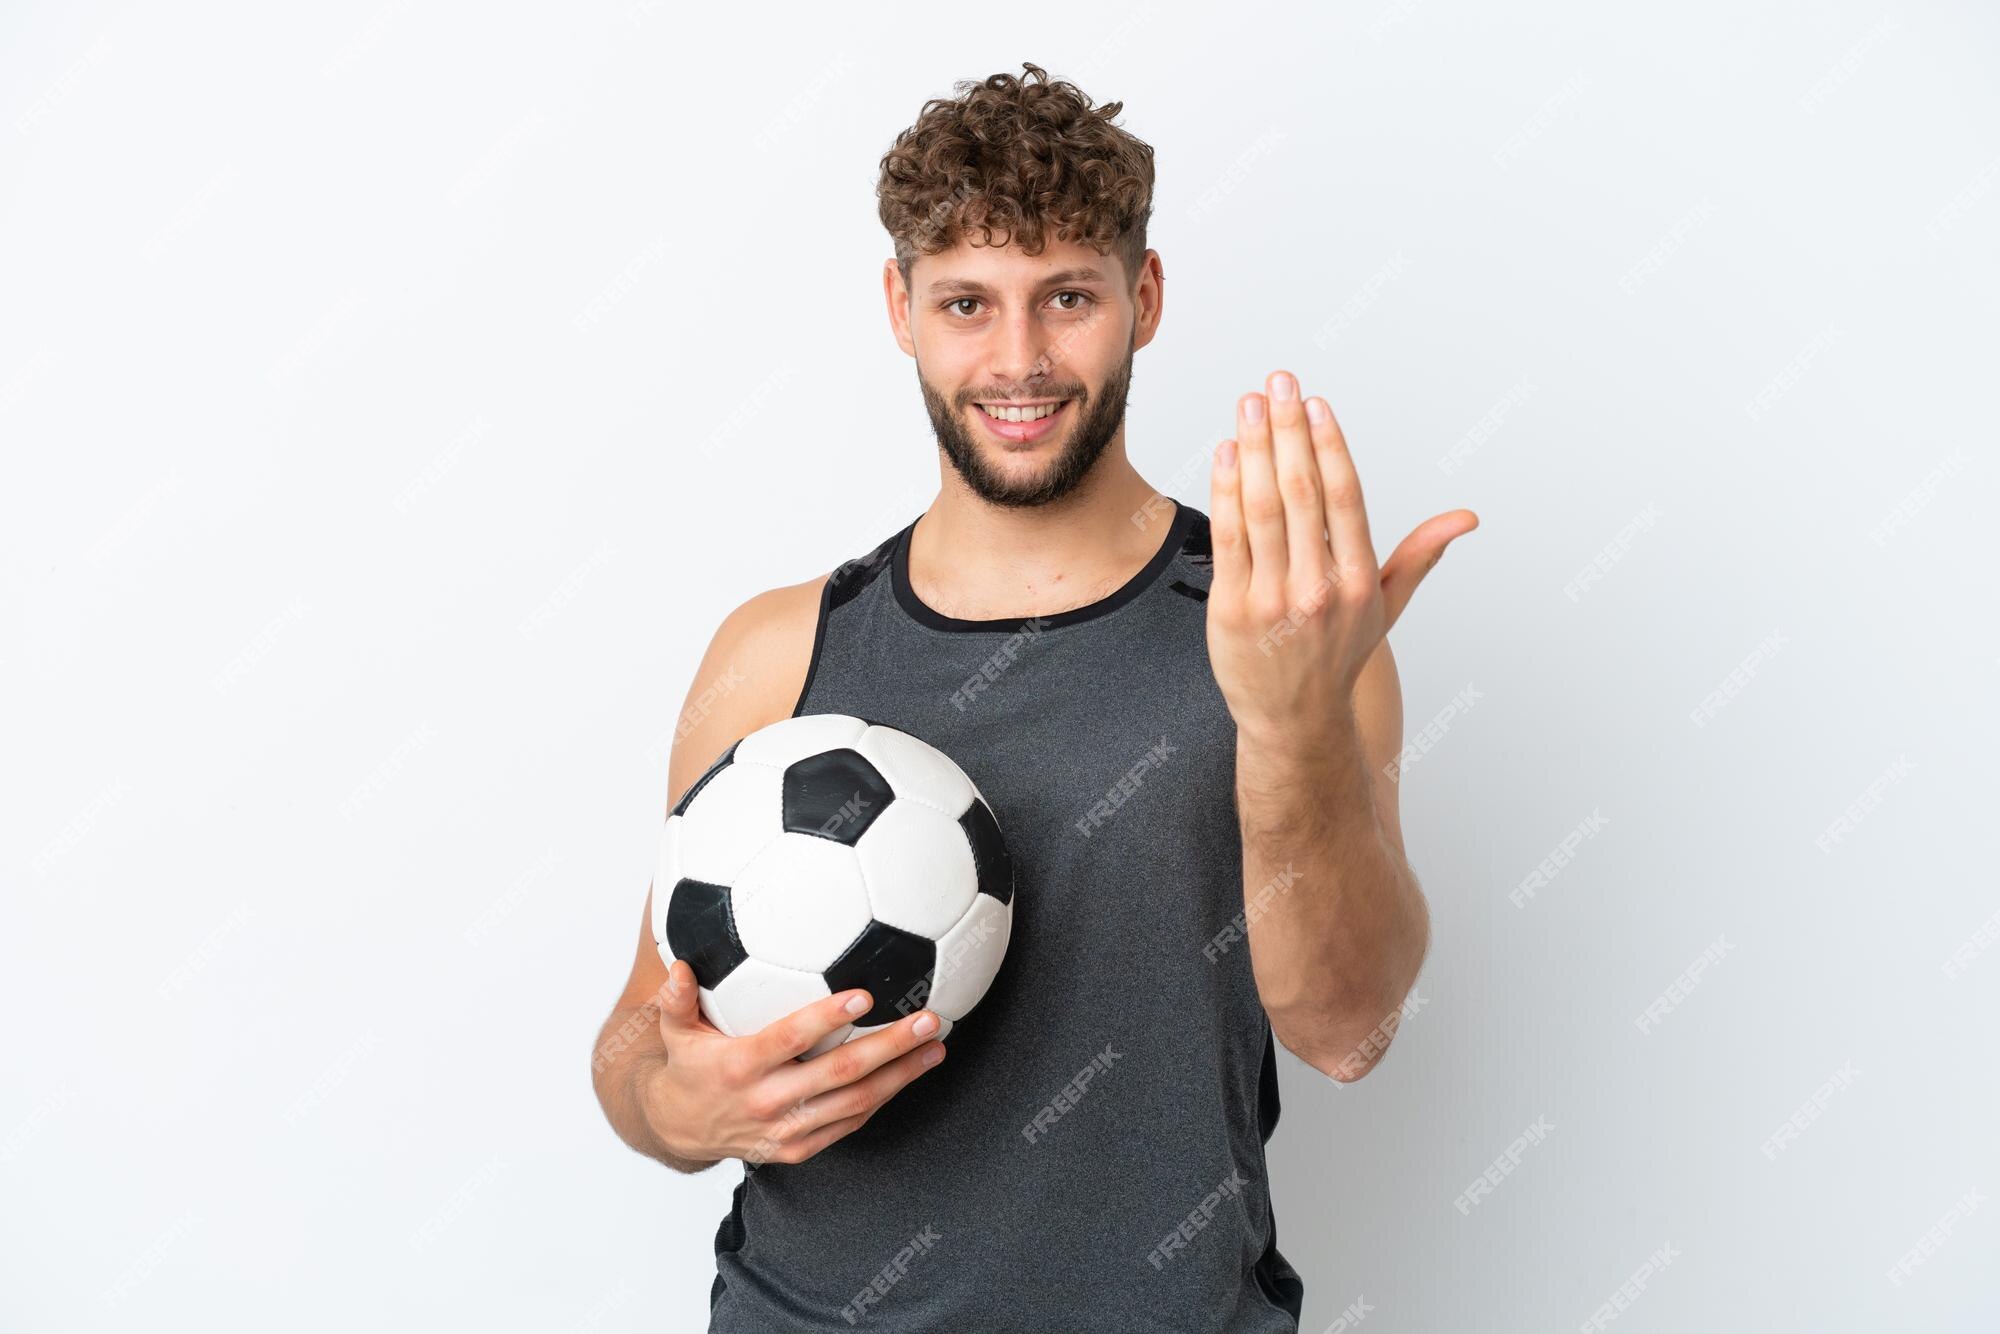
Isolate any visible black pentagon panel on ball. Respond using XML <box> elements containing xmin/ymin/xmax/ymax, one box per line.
<box><xmin>664</xmin><ymin>877</ymin><xmax>747</xmax><ymax>990</ymax></box>
<box><xmin>671</xmin><ymin>738</ymin><xmax>740</xmax><ymax>818</ymax></box>
<box><xmin>824</xmin><ymin>921</ymin><xmax>936</xmax><ymax>1028</ymax></box>
<box><xmin>959</xmin><ymin>798</ymin><xmax>1014</xmax><ymax>905</ymax></box>
<box><xmin>782</xmin><ymin>748</ymin><xmax>894</xmax><ymax>845</ymax></box>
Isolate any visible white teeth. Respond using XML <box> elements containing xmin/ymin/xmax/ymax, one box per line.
<box><xmin>980</xmin><ymin>401</ymin><xmax>1065</xmax><ymax>423</ymax></box>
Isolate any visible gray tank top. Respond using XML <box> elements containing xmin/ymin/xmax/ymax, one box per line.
<box><xmin>707</xmin><ymin>499</ymin><xmax>1304</xmax><ymax>1333</ymax></box>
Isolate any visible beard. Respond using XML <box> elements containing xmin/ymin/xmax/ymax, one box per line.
<box><xmin>917</xmin><ymin>343</ymin><xmax>1134</xmax><ymax>509</ymax></box>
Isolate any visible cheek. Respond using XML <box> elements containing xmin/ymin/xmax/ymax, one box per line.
<box><xmin>1061</xmin><ymin>325</ymin><xmax>1126</xmax><ymax>384</ymax></box>
<box><xmin>913</xmin><ymin>335</ymin><xmax>979</xmax><ymax>387</ymax></box>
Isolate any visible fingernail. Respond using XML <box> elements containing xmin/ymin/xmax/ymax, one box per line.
<box><xmin>1244</xmin><ymin>395</ymin><xmax>1265</xmax><ymax>424</ymax></box>
<box><xmin>1217</xmin><ymin>439</ymin><xmax>1237</xmax><ymax>469</ymax></box>
<box><xmin>921</xmin><ymin>1045</ymin><xmax>945</xmax><ymax>1068</ymax></box>
<box><xmin>1271</xmin><ymin>373</ymin><xmax>1297</xmax><ymax>401</ymax></box>
<box><xmin>912</xmin><ymin>1012</ymin><xmax>939</xmax><ymax>1038</ymax></box>
<box><xmin>1306</xmin><ymin>397</ymin><xmax>1329</xmax><ymax>424</ymax></box>
<box><xmin>845</xmin><ymin>993</ymin><xmax>871</xmax><ymax>1016</ymax></box>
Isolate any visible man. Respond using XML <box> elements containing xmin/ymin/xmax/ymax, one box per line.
<box><xmin>591</xmin><ymin>62</ymin><xmax>1476</xmax><ymax>1332</ymax></box>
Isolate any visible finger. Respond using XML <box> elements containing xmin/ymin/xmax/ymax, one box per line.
<box><xmin>770</xmin><ymin>1039</ymin><xmax>946</xmax><ymax>1152</ymax></box>
<box><xmin>1305</xmin><ymin>396</ymin><xmax>1377</xmax><ymax>581</ymax></box>
<box><xmin>754</xmin><ymin>1109</ymin><xmax>873</xmax><ymax>1166</ymax></box>
<box><xmin>655</xmin><ymin>958</ymin><xmax>712</xmax><ymax>1049</ymax></box>
<box><xmin>770</xmin><ymin>1006</ymin><xmax>943</xmax><ymax>1105</ymax></box>
<box><xmin>1209</xmin><ymin>439</ymin><xmax>1249</xmax><ymax>600</ymax></box>
<box><xmin>1266</xmin><ymin>370</ymin><xmax>1334</xmax><ymax>588</ymax></box>
<box><xmin>1236</xmin><ymin>391</ymin><xmax>1288</xmax><ymax>586</ymax></box>
<box><xmin>1378</xmin><ymin>509</ymin><xmax>1479</xmax><ymax>631</ymax></box>
<box><xmin>746</xmin><ymin>986</ymin><xmax>878</xmax><ymax>1069</ymax></box>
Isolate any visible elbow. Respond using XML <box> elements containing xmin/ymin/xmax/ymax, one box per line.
<box><xmin>1274</xmin><ymin>1006</ymin><xmax>1399</xmax><ymax>1084</ymax></box>
<box><xmin>1273</xmin><ymin>967</ymin><xmax>1426</xmax><ymax>1084</ymax></box>
<box><xmin>1272</xmin><ymin>885</ymin><xmax>1431</xmax><ymax>1083</ymax></box>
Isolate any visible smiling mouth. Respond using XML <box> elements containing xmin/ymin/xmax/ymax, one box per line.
<box><xmin>970</xmin><ymin>397</ymin><xmax>1074</xmax><ymax>446</ymax></box>
<box><xmin>973</xmin><ymin>399</ymin><xmax>1072</xmax><ymax>423</ymax></box>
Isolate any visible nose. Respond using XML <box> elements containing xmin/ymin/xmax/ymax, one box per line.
<box><xmin>985</xmin><ymin>303</ymin><xmax>1055</xmax><ymax>389</ymax></box>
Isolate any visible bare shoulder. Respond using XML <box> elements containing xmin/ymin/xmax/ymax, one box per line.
<box><xmin>668</xmin><ymin>574</ymin><xmax>829</xmax><ymax>811</ymax></box>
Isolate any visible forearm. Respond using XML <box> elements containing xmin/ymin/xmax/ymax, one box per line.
<box><xmin>591</xmin><ymin>998</ymin><xmax>717</xmax><ymax>1174</ymax></box>
<box><xmin>1235</xmin><ymin>712</ymin><xmax>1429</xmax><ymax>1075</ymax></box>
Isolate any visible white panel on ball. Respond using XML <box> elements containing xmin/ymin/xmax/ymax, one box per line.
<box><xmin>675</xmin><ymin>762</ymin><xmax>785</xmax><ymax>885</ymax></box>
<box><xmin>854</xmin><ymin>723</ymin><xmax>975</xmax><ymax>816</ymax></box>
<box><xmin>853</xmin><ymin>800</ymin><xmax>978</xmax><ymax>938</ymax></box>
<box><xmin>730</xmin><ymin>833</ymin><xmax>872</xmax><ymax>972</ymax></box>
<box><xmin>697</xmin><ymin>986</ymin><xmax>736</xmax><ymax>1038</ymax></box>
<box><xmin>733</xmin><ymin>713</ymin><xmax>869</xmax><ymax>770</ymax></box>
<box><xmin>928</xmin><ymin>893</ymin><xmax>1012</xmax><ymax>1021</ymax></box>
<box><xmin>708</xmin><ymin>956</ymin><xmax>835</xmax><ymax>1044</ymax></box>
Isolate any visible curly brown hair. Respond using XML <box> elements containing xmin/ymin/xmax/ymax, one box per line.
<box><xmin>876</xmin><ymin>62</ymin><xmax>1156</xmax><ymax>292</ymax></box>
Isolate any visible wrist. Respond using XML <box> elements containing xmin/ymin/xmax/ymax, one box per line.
<box><xmin>1235</xmin><ymin>706</ymin><xmax>1363</xmax><ymax>772</ymax></box>
<box><xmin>636</xmin><ymin>1056</ymin><xmax>722</xmax><ymax>1172</ymax></box>
<box><xmin>633</xmin><ymin>1053</ymin><xmax>683</xmax><ymax>1154</ymax></box>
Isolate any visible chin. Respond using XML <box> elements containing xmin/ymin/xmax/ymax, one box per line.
<box><xmin>981</xmin><ymin>445</ymin><xmax>1067</xmax><ymax>486</ymax></box>
<box><xmin>980</xmin><ymin>434</ymin><xmax>1066</xmax><ymax>463</ymax></box>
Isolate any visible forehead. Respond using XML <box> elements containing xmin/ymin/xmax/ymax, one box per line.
<box><xmin>915</xmin><ymin>235</ymin><xmax>1121</xmax><ymax>295</ymax></box>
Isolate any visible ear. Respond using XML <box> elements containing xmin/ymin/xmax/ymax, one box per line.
<box><xmin>884</xmin><ymin>258</ymin><xmax>916</xmax><ymax>358</ymax></box>
<box><xmin>1130</xmin><ymin>248</ymin><xmax>1165</xmax><ymax>354</ymax></box>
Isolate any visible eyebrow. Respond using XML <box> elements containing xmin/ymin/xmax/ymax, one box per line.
<box><xmin>926</xmin><ymin>266</ymin><xmax>1109</xmax><ymax>296</ymax></box>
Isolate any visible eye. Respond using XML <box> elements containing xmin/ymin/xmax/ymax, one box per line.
<box><xmin>945</xmin><ymin>297</ymin><xmax>983</xmax><ymax>318</ymax></box>
<box><xmin>1050</xmin><ymin>290</ymin><xmax>1092</xmax><ymax>312</ymax></box>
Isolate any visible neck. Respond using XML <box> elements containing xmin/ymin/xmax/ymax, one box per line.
<box><xmin>907</xmin><ymin>446</ymin><xmax>1175</xmax><ymax>623</ymax></box>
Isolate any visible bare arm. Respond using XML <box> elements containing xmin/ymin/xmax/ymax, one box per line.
<box><xmin>1234</xmin><ymin>639</ymin><xmax>1429</xmax><ymax>1081</ymax></box>
<box><xmin>590</xmin><ymin>578</ymin><xmax>823</xmax><ymax>1171</ymax></box>
<box><xmin>591</xmin><ymin>575</ymin><xmax>952</xmax><ymax>1171</ymax></box>
<box><xmin>593</xmin><ymin>893</ymin><xmax>714</xmax><ymax>1172</ymax></box>
<box><xmin>1204</xmin><ymin>367</ymin><xmax>1477</xmax><ymax>1082</ymax></box>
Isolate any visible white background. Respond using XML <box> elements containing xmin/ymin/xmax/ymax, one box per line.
<box><xmin>4</xmin><ymin>1</ymin><xmax>1997</xmax><ymax>1330</ymax></box>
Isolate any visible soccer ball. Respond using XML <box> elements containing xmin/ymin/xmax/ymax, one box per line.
<box><xmin>654</xmin><ymin>713</ymin><xmax>1014</xmax><ymax>1059</ymax></box>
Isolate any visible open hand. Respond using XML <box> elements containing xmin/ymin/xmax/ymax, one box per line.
<box><xmin>1206</xmin><ymin>368</ymin><xmax>1478</xmax><ymax>750</ymax></box>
